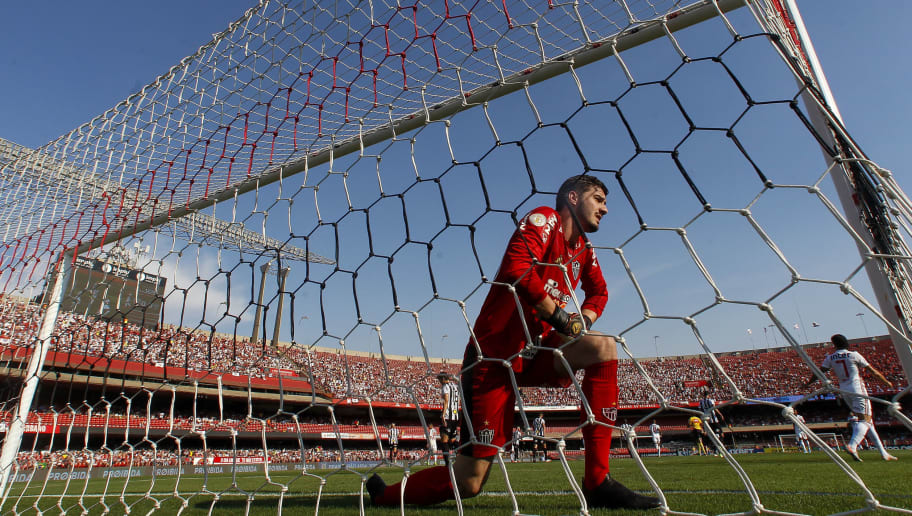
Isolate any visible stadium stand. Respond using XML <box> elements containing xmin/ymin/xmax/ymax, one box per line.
<box><xmin>0</xmin><ymin>299</ymin><xmax>906</xmax><ymax>408</ymax></box>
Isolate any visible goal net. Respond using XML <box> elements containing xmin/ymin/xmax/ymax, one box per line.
<box><xmin>778</xmin><ymin>432</ymin><xmax>844</xmax><ymax>453</ymax></box>
<box><xmin>0</xmin><ymin>0</ymin><xmax>911</xmax><ymax>514</ymax></box>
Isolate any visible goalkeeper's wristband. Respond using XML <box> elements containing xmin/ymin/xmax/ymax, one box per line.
<box><xmin>545</xmin><ymin>306</ymin><xmax>571</xmax><ymax>334</ymax></box>
<box><xmin>581</xmin><ymin>314</ymin><xmax>593</xmax><ymax>329</ymax></box>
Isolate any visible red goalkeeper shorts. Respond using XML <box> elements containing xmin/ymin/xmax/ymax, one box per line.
<box><xmin>459</xmin><ymin>331</ymin><xmax>573</xmax><ymax>459</ymax></box>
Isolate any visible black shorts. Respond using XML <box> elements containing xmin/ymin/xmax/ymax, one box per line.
<box><xmin>442</xmin><ymin>419</ymin><xmax>459</xmax><ymax>440</ymax></box>
<box><xmin>691</xmin><ymin>430</ymin><xmax>703</xmax><ymax>443</ymax></box>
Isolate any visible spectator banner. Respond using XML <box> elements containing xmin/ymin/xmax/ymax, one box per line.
<box><xmin>0</xmin><ymin>422</ymin><xmax>60</xmax><ymax>434</ymax></box>
<box><xmin>23</xmin><ymin>424</ymin><xmax>59</xmax><ymax>434</ymax></box>
<box><xmin>269</xmin><ymin>368</ymin><xmax>298</xmax><ymax>377</ymax></box>
<box><xmin>6</xmin><ymin>463</ymin><xmax>307</xmax><ymax>483</ymax></box>
<box><xmin>320</xmin><ymin>431</ymin><xmax>374</xmax><ymax>440</ymax></box>
<box><xmin>211</xmin><ymin>456</ymin><xmax>266</xmax><ymax>464</ymax></box>
<box><xmin>682</xmin><ymin>380</ymin><xmax>709</xmax><ymax>388</ymax></box>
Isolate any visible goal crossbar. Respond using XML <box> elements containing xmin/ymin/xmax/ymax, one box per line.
<box><xmin>11</xmin><ymin>0</ymin><xmax>755</xmax><ymax>258</ymax></box>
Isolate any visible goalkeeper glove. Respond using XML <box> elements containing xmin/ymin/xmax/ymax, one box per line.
<box><xmin>545</xmin><ymin>306</ymin><xmax>591</xmax><ymax>337</ymax></box>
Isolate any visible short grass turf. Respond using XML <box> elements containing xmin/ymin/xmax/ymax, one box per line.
<box><xmin>5</xmin><ymin>450</ymin><xmax>910</xmax><ymax>515</ymax></box>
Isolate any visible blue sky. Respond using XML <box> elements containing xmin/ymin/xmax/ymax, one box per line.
<box><xmin>1</xmin><ymin>1</ymin><xmax>909</xmax><ymax>360</ymax></box>
<box><xmin>1</xmin><ymin>1</ymin><xmax>909</xmax><ymax>163</ymax></box>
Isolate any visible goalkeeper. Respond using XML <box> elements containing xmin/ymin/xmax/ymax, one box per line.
<box><xmin>368</xmin><ymin>175</ymin><xmax>660</xmax><ymax>510</ymax></box>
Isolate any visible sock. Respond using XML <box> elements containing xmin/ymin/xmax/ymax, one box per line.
<box><xmin>848</xmin><ymin>420</ymin><xmax>865</xmax><ymax>451</ymax></box>
<box><xmin>582</xmin><ymin>359</ymin><xmax>618</xmax><ymax>491</ymax></box>
<box><xmin>864</xmin><ymin>422</ymin><xmax>889</xmax><ymax>458</ymax></box>
<box><xmin>443</xmin><ymin>443</ymin><xmax>452</xmax><ymax>465</ymax></box>
<box><xmin>374</xmin><ymin>466</ymin><xmax>455</xmax><ymax>506</ymax></box>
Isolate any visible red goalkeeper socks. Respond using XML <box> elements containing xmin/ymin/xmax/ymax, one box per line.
<box><xmin>374</xmin><ymin>465</ymin><xmax>455</xmax><ymax>506</ymax></box>
<box><xmin>582</xmin><ymin>359</ymin><xmax>619</xmax><ymax>491</ymax></box>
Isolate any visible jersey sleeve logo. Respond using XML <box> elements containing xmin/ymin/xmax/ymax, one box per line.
<box><xmin>529</xmin><ymin>213</ymin><xmax>547</xmax><ymax>227</ymax></box>
<box><xmin>519</xmin><ymin>210</ymin><xmax>556</xmax><ymax>243</ymax></box>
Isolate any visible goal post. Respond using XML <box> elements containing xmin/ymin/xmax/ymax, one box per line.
<box><xmin>770</xmin><ymin>0</ymin><xmax>912</xmax><ymax>386</ymax></box>
<box><xmin>0</xmin><ymin>0</ymin><xmax>910</xmax><ymax>514</ymax></box>
<box><xmin>778</xmin><ymin>432</ymin><xmax>844</xmax><ymax>453</ymax></box>
<box><xmin>0</xmin><ymin>253</ymin><xmax>72</xmax><ymax>495</ymax></box>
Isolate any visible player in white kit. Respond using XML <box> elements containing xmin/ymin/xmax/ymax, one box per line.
<box><xmin>805</xmin><ymin>334</ymin><xmax>896</xmax><ymax>462</ymax></box>
<box><xmin>427</xmin><ymin>425</ymin><xmax>439</xmax><ymax>465</ymax></box>
<box><xmin>793</xmin><ymin>413</ymin><xmax>810</xmax><ymax>454</ymax></box>
<box><xmin>649</xmin><ymin>421</ymin><xmax>662</xmax><ymax>457</ymax></box>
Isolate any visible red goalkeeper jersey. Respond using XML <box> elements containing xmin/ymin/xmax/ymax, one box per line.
<box><xmin>467</xmin><ymin>206</ymin><xmax>608</xmax><ymax>370</ymax></box>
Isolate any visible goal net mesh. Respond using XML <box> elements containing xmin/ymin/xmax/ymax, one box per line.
<box><xmin>0</xmin><ymin>0</ymin><xmax>910</xmax><ymax>514</ymax></box>
<box><xmin>778</xmin><ymin>432</ymin><xmax>844</xmax><ymax>452</ymax></box>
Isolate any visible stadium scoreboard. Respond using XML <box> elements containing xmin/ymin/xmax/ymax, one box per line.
<box><xmin>46</xmin><ymin>256</ymin><xmax>167</xmax><ymax>329</ymax></box>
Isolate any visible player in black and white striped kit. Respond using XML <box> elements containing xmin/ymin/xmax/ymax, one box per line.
<box><xmin>532</xmin><ymin>413</ymin><xmax>546</xmax><ymax>462</ymax></box>
<box><xmin>388</xmin><ymin>423</ymin><xmax>400</xmax><ymax>462</ymax></box>
<box><xmin>511</xmin><ymin>427</ymin><xmax>523</xmax><ymax>462</ymax></box>
<box><xmin>698</xmin><ymin>391</ymin><xmax>727</xmax><ymax>455</ymax></box>
<box><xmin>439</xmin><ymin>372</ymin><xmax>461</xmax><ymax>462</ymax></box>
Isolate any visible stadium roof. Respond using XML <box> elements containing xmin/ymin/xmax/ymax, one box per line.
<box><xmin>0</xmin><ymin>137</ymin><xmax>333</xmax><ymax>264</ymax></box>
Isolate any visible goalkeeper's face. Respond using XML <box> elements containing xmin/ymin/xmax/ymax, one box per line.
<box><xmin>573</xmin><ymin>186</ymin><xmax>608</xmax><ymax>232</ymax></box>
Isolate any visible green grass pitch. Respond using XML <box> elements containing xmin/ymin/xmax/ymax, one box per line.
<box><xmin>5</xmin><ymin>450</ymin><xmax>910</xmax><ymax>515</ymax></box>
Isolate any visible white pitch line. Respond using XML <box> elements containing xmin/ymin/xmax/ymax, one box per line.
<box><xmin>8</xmin><ymin>489</ymin><xmax>910</xmax><ymax>499</ymax></box>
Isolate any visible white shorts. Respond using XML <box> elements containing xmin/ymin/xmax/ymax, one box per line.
<box><xmin>652</xmin><ymin>436</ymin><xmax>660</xmax><ymax>445</ymax></box>
<box><xmin>843</xmin><ymin>392</ymin><xmax>872</xmax><ymax>416</ymax></box>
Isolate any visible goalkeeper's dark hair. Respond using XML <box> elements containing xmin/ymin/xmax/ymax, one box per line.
<box><xmin>831</xmin><ymin>333</ymin><xmax>849</xmax><ymax>349</ymax></box>
<box><xmin>556</xmin><ymin>174</ymin><xmax>608</xmax><ymax>210</ymax></box>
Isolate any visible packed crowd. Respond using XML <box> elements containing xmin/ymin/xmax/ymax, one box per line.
<box><xmin>13</xmin><ymin>449</ymin><xmax>178</xmax><ymax>470</ymax></box>
<box><xmin>11</xmin><ymin>446</ymin><xmax>420</xmax><ymax>471</ymax></box>
<box><xmin>516</xmin><ymin>342</ymin><xmax>906</xmax><ymax>406</ymax></box>
<box><xmin>0</xmin><ymin>301</ymin><xmax>297</xmax><ymax>378</ymax></box>
<box><xmin>0</xmin><ymin>299</ymin><xmax>906</xmax><ymax>408</ymax></box>
<box><xmin>0</xmin><ymin>410</ymin><xmax>429</xmax><ymax>440</ymax></box>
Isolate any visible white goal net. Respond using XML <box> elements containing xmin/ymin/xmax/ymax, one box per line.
<box><xmin>0</xmin><ymin>0</ymin><xmax>910</xmax><ymax>514</ymax></box>
<box><xmin>778</xmin><ymin>432</ymin><xmax>844</xmax><ymax>453</ymax></box>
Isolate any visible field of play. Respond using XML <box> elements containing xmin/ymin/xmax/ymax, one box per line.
<box><xmin>5</xmin><ymin>450</ymin><xmax>911</xmax><ymax>515</ymax></box>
